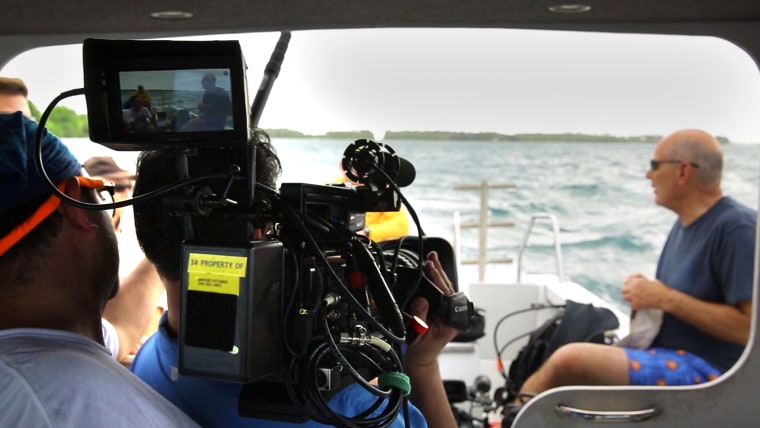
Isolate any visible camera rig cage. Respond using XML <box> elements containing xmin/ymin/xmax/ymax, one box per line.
<box><xmin>32</xmin><ymin>37</ymin><xmax>475</xmax><ymax>427</ymax></box>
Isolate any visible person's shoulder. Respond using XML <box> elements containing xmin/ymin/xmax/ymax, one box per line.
<box><xmin>729</xmin><ymin>196</ymin><xmax>756</xmax><ymax>215</ymax></box>
<box><xmin>0</xmin><ymin>366</ymin><xmax>55</xmax><ymax>427</ymax></box>
<box><xmin>716</xmin><ymin>197</ymin><xmax>756</xmax><ymax>225</ymax></box>
<box><xmin>705</xmin><ymin>197</ymin><xmax>757</xmax><ymax>243</ymax></box>
<box><xmin>0</xmin><ymin>330</ymin><xmax>199</xmax><ymax>427</ymax></box>
<box><xmin>0</xmin><ymin>111</ymin><xmax>37</xmax><ymax>139</ymax></box>
<box><xmin>0</xmin><ymin>329</ymin><xmax>125</xmax><ymax>388</ymax></box>
<box><xmin>0</xmin><ymin>328</ymin><xmax>105</xmax><ymax>353</ymax></box>
<box><xmin>19</xmin><ymin>113</ymin><xmax>66</xmax><ymax>144</ymax></box>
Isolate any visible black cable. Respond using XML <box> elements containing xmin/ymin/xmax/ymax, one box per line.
<box><xmin>300</xmin><ymin>340</ymin><xmax>402</xmax><ymax>427</ymax></box>
<box><xmin>314</xmin><ymin>311</ymin><xmax>402</xmax><ymax>427</ymax></box>
<box><xmin>274</xmin><ymin>195</ymin><xmax>406</xmax><ymax>344</ymax></box>
<box><xmin>34</xmin><ymin>89</ymin><xmax>240</xmax><ymax>215</ymax></box>
<box><xmin>492</xmin><ymin>304</ymin><xmax>564</xmax><ymax>379</ymax></box>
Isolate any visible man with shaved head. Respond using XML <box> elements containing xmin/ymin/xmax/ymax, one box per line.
<box><xmin>506</xmin><ymin>129</ymin><xmax>756</xmax><ymax>421</ymax></box>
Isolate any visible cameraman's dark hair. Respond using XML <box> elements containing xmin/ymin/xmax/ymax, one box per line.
<box><xmin>133</xmin><ymin>130</ymin><xmax>281</xmax><ymax>282</ymax></box>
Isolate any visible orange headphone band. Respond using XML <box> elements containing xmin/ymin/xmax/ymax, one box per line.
<box><xmin>0</xmin><ymin>176</ymin><xmax>105</xmax><ymax>257</ymax></box>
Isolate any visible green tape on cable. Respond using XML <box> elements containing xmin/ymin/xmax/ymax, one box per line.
<box><xmin>378</xmin><ymin>371</ymin><xmax>411</xmax><ymax>395</ymax></box>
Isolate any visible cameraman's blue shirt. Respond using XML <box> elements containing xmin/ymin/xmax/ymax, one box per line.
<box><xmin>131</xmin><ymin>313</ymin><xmax>427</xmax><ymax>427</ymax></box>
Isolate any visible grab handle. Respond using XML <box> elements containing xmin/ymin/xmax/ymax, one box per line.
<box><xmin>555</xmin><ymin>404</ymin><xmax>659</xmax><ymax>422</ymax></box>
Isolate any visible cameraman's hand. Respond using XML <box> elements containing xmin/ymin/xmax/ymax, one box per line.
<box><xmin>405</xmin><ymin>251</ymin><xmax>459</xmax><ymax>365</ymax></box>
<box><xmin>404</xmin><ymin>250</ymin><xmax>459</xmax><ymax>428</ymax></box>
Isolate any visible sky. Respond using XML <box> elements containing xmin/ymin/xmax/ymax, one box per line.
<box><xmin>3</xmin><ymin>28</ymin><xmax>760</xmax><ymax>143</ymax></box>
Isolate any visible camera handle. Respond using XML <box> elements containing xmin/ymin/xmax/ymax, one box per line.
<box><xmin>413</xmin><ymin>274</ymin><xmax>474</xmax><ymax>331</ymax></box>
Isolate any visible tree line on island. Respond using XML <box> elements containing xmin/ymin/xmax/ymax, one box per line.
<box><xmin>29</xmin><ymin>102</ymin><xmax>90</xmax><ymax>138</ymax></box>
<box><xmin>32</xmin><ymin>103</ymin><xmax>731</xmax><ymax>145</ymax></box>
<box><xmin>267</xmin><ymin>129</ymin><xmax>732</xmax><ymax>144</ymax></box>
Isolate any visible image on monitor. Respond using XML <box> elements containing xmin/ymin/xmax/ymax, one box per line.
<box><xmin>119</xmin><ymin>69</ymin><xmax>234</xmax><ymax>134</ymax></box>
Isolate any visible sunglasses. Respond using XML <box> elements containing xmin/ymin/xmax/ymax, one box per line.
<box><xmin>649</xmin><ymin>159</ymin><xmax>701</xmax><ymax>171</ymax></box>
<box><xmin>0</xmin><ymin>176</ymin><xmax>116</xmax><ymax>257</ymax></box>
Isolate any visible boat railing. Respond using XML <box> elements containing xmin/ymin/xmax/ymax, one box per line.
<box><xmin>452</xmin><ymin>181</ymin><xmax>516</xmax><ymax>282</ymax></box>
<box><xmin>516</xmin><ymin>213</ymin><xmax>565</xmax><ymax>283</ymax></box>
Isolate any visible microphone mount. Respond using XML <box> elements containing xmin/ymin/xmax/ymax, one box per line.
<box><xmin>341</xmin><ymin>139</ymin><xmax>416</xmax><ymax>189</ymax></box>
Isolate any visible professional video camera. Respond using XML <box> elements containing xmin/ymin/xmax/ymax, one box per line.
<box><xmin>35</xmin><ymin>37</ymin><xmax>474</xmax><ymax>427</ymax></box>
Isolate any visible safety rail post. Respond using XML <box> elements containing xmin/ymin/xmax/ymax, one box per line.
<box><xmin>453</xmin><ymin>181</ymin><xmax>516</xmax><ymax>282</ymax></box>
<box><xmin>516</xmin><ymin>213</ymin><xmax>565</xmax><ymax>283</ymax></box>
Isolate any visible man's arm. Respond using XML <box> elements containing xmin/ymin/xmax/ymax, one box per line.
<box><xmin>404</xmin><ymin>252</ymin><xmax>459</xmax><ymax>428</ymax></box>
<box><xmin>623</xmin><ymin>275</ymin><xmax>752</xmax><ymax>345</ymax></box>
<box><xmin>102</xmin><ymin>257</ymin><xmax>165</xmax><ymax>361</ymax></box>
<box><xmin>660</xmin><ymin>288</ymin><xmax>751</xmax><ymax>345</ymax></box>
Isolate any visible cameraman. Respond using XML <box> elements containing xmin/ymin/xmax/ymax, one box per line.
<box><xmin>130</xmin><ymin>130</ymin><xmax>459</xmax><ymax>427</ymax></box>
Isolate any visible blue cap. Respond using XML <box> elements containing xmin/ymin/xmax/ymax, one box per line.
<box><xmin>0</xmin><ymin>112</ymin><xmax>81</xmax><ymax>211</ymax></box>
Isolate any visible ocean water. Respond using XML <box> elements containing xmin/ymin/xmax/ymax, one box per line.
<box><xmin>66</xmin><ymin>137</ymin><xmax>760</xmax><ymax>313</ymax></box>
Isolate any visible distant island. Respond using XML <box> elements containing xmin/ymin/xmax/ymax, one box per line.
<box><xmin>266</xmin><ymin>129</ymin><xmax>732</xmax><ymax>144</ymax></box>
<box><xmin>34</xmin><ymin>103</ymin><xmax>731</xmax><ymax>145</ymax></box>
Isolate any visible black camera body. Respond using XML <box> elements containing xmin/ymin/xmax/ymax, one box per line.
<box><xmin>179</xmin><ymin>240</ymin><xmax>285</xmax><ymax>381</ymax></box>
<box><xmin>83</xmin><ymin>38</ymin><xmax>473</xmax><ymax>425</ymax></box>
<box><xmin>173</xmin><ymin>174</ymin><xmax>464</xmax><ymax>423</ymax></box>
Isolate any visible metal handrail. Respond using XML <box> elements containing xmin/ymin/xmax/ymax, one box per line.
<box><xmin>555</xmin><ymin>404</ymin><xmax>660</xmax><ymax>422</ymax></box>
<box><xmin>516</xmin><ymin>213</ymin><xmax>565</xmax><ymax>283</ymax></box>
<box><xmin>452</xmin><ymin>181</ymin><xmax>516</xmax><ymax>282</ymax></box>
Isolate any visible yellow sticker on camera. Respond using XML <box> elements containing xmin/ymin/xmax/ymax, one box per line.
<box><xmin>186</xmin><ymin>253</ymin><xmax>247</xmax><ymax>296</ymax></box>
<box><xmin>187</xmin><ymin>271</ymin><xmax>240</xmax><ymax>296</ymax></box>
<box><xmin>187</xmin><ymin>253</ymin><xmax>247</xmax><ymax>275</ymax></box>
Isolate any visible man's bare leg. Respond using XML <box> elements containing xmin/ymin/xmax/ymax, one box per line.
<box><xmin>516</xmin><ymin>342</ymin><xmax>630</xmax><ymax>403</ymax></box>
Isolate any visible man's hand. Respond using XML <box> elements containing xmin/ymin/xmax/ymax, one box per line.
<box><xmin>622</xmin><ymin>272</ymin><xmax>671</xmax><ymax>311</ymax></box>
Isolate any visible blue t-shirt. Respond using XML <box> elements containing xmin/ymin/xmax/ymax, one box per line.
<box><xmin>131</xmin><ymin>314</ymin><xmax>427</xmax><ymax>427</ymax></box>
<box><xmin>652</xmin><ymin>196</ymin><xmax>756</xmax><ymax>372</ymax></box>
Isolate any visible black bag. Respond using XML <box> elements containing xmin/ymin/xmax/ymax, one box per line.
<box><xmin>505</xmin><ymin>300</ymin><xmax>619</xmax><ymax>402</ymax></box>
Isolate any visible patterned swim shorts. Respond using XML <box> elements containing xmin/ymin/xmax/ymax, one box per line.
<box><xmin>624</xmin><ymin>347</ymin><xmax>722</xmax><ymax>386</ymax></box>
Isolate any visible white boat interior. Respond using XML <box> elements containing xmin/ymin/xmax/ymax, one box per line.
<box><xmin>442</xmin><ymin>210</ymin><xmax>632</xmax><ymax>425</ymax></box>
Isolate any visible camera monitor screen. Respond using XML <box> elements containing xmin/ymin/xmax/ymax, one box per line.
<box><xmin>119</xmin><ymin>69</ymin><xmax>233</xmax><ymax>134</ymax></box>
<box><xmin>84</xmin><ymin>39</ymin><xmax>250</xmax><ymax>150</ymax></box>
